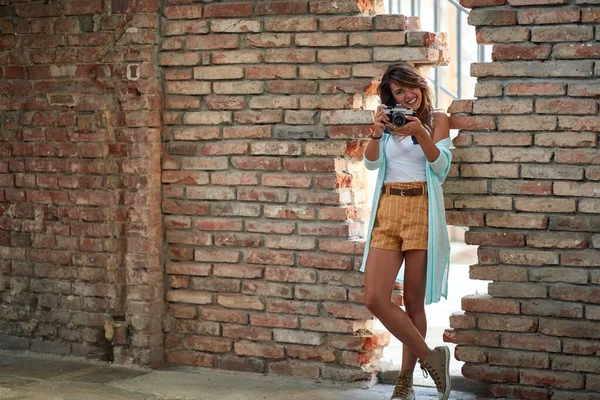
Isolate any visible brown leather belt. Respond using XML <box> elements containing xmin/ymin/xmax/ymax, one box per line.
<box><xmin>381</xmin><ymin>186</ymin><xmax>425</xmax><ymax>196</ymax></box>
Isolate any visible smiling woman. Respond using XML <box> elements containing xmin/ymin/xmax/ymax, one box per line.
<box><xmin>360</xmin><ymin>63</ymin><xmax>453</xmax><ymax>400</ymax></box>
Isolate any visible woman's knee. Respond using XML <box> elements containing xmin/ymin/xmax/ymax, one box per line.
<box><xmin>364</xmin><ymin>293</ymin><xmax>386</xmax><ymax>314</ymax></box>
<box><xmin>403</xmin><ymin>294</ymin><xmax>425</xmax><ymax>315</ymax></box>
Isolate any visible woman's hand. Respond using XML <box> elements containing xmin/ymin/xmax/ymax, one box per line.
<box><xmin>372</xmin><ymin>104</ymin><xmax>390</xmax><ymax>139</ymax></box>
<box><xmin>386</xmin><ymin>115</ymin><xmax>428</xmax><ymax>141</ymax></box>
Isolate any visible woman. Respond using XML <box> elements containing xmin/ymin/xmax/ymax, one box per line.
<box><xmin>361</xmin><ymin>63</ymin><xmax>452</xmax><ymax>400</ymax></box>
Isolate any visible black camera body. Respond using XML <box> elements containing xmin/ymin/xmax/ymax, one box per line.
<box><xmin>382</xmin><ymin>105</ymin><xmax>419</xmax><ymax>144</ymax></box>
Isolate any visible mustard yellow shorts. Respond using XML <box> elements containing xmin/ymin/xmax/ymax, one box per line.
<box><xmin>370</xmin><ymin>182</ymin><xmax>428</xmax><ymax>252</ymax></box>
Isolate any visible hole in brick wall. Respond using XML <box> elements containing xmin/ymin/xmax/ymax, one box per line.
<box><xmin>127</xmin><ymin>64</ymin><xmax>140</xmax><ymax>81</ymax></box>
<box><xmin>358</xmin><ymin>16</ymin><xmax>492</xmax><ymax>381</ymax></box>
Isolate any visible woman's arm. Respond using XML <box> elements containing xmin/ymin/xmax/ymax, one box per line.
<box><xmin>364</xmin><ymin>104</ymin><xmax>389</xmax><ymax>166</ymax></box>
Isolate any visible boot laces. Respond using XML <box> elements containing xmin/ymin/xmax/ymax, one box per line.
<box><xmin>391</xmin><ymin>371</ymin><xmax>412</xmax><ymax>399</ymax></box>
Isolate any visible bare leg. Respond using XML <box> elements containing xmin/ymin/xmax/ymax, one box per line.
<box><xmin>400</xmin><ymin>250</ymin><xmax>428</xmax><ymax>374</ymax></box>
<box><xmin>364</xmin><ymin>248</ymin><xmax>429</xmax><ymax>361</ymax></box>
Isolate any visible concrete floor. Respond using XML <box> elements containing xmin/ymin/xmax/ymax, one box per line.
<box><xmin>0</xmin><ymin>349</ymin><xmax>497</xmax><ymax>400</ymax></box>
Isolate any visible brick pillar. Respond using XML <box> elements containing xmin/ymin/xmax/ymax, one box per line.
<box><xmin>0</xmin><ymin>0</ymin><xmax>164</xmax><ymax>367</ymax></box>
<box><xmin>160</xmin><ymin>0</ymin><xmax>447</xmax><ymax>383</ymax></box>
<box><xmin>445</xmin><ymin>1</ymin><xmax>600</xmax><ymax>398</ymax></box>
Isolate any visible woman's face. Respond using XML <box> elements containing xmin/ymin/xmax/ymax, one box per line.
<box><xmin>390</xmin><ymin>81</ymin><xmax>422</xmax><ymax>111</ymax></box>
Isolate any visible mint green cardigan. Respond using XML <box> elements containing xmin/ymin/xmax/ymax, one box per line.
<box><xmin>360</xmin><ymin>135</ymin><xmax>452</xmax><ymax>305</ymax></box>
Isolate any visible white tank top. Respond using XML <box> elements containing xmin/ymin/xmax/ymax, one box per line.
<box><xmin>384</xmin><ymin>135</ymin><xmax>427</xmax><ymax>183</ymax></box>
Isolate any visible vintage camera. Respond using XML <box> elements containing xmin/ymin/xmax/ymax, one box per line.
<box><xmin>382</xmin><ymin>105</ymin><xmax>419</xmax><ymax>144</ymax></box>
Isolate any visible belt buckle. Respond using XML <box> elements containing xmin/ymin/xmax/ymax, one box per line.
<box><xmin>399</xmin><ymin>188</ymin><xmax>405</xmax><ymax>196</ymax></box>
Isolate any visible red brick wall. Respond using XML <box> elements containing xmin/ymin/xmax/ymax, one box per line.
<box><xmin>0</xmin><ymin>0</ymin><xmax>164</xmax><ymax>367</ymax></box>
<box><xmin>158</xmin><ymin>0</ymin><xmax>447</xmax><ymax>381</ymax></box>
<box><xmin>445</xmin><ymin>0</ymin><xmax>600</xmax><ymax>398</ymax></box>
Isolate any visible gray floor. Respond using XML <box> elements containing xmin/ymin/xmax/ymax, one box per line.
<box><xmin>0</xmin><ymin>349</ymin><xmax>497</xmax><ymax>400</ymax></box>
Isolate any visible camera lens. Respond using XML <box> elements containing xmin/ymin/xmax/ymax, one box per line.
<box><xmin>392</xmin><ymin>114</ymin><xmax>406</xmax><ymax>126</ymax></box>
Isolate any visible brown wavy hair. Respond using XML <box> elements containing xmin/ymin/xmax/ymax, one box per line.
<box><xmin>378</xmin><ymin>63</ymin><xmax>434</xmax><ymax>133</ymax></box>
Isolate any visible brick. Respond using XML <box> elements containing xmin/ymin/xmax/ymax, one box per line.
<box><xmin>491</xmin><ymin>180</ymin><xmax>552</xmax><ymax>196</ymax></box>
<box><xmin>318</xmin><ymin>49</ymin><xmax>371</xmax><ymax>64</ymax></box>
<box><xmin>493</xmin><ymin>148</ymin><xmax>552</xmax><ymax>162</ymax></box>
<box><xmin>273</xmin><ymin>329</ymin><xmax>323</xmax><ymax>345</ymax></box>
<box><xmin>499</xmin><ymin>249</ymin><xmax>559</xmax><ymax>266</ymax></box>
<box><xmin>295</xmin><ymin>284</ymin><xmax>347</xmax><ymax>301</ymax></box>
<box><xmin>535</xmin><ymin>132</ymin><xmax>597</xmax><ymax>148</ymax></box>
<box><xmin>446</xmin><ymin>211</ymin><xmax>485</xmax><ymax>227</ymax></box>
<box><xmin>550</xmin><ymin>285</ymin><xmax>600</xmax><ymax>304</ymax></box>
<box><xmin>320</xmin><ymin>16</ymin><xmax>373</xmax><ymax>31</ymax></box>
<box><xmin>465</xmin><ymin>231</ymin><xmax>525</xmax><ymax>247</ymax></box>
<box><xmin>194</xmin><ymin>66</ymin><xmax>244</xmax><ymax>80</ymax></box>
<box><xmin>555</xmin><ymin>182</ymin><xmax>600</xmax><ymax>198</ymax></box>
<box><xmin>580</xmin><ymin>200</ymin><xmax>600</xmax><ymax>214</ymax></box>
<box><xmin>559</xmin><ymin>116</ymin><xmax>600</xmax><ymax>132</ymax></box>
<box><xmin>462</xmin><ymin>294</ymin><xmax>520</xmax><ymax>314</ymax></box>
<box><xmin>321</xmin><ymin>110</ymin><xmax>372</xmax><ymax>125</ymax></box>
<box><xmin>520</xmin><ymin>369</ymin><xmax>584</xmax><ymax>389</ymax></box>
<box><xmin>163</xmin><ymin>5</ymin><xmax>203</xmax><ymax>19</ymax></box>
<box><xmin>212</xmin><ymin>50</ymin><xmax>262</xmax><ymax>64</ymax></box>
<box><xmin>505</xmin><ymin>82</ymin><xmax>565</xmax><ymax>96</ymax></box>
<box><xmin>472</xmin><ymin>133</ymin><xmax>533</xmax><ymax>147</ymax></box>
<box><xmin>582</xmin><ymin>6</ymin><xmax>600</xmax><ymax>22</ymax></box>
<box><xmin>515</xmin><ymin>198</ymin><xmax>576</xmax><ymax>213</ymax></box>
<box><xmin>499</xmin><ymin>116</ymin><xmax>557</xmax><ymax>131</ymax></box>
<box><xmin>476</xmin><ymin>27</ymin><xmax>530</xmax><ymax>44</ymax></box>
<box><xmin>454</xmin><ymin>195</ymin><xmax>513</xmax><ymax>210</ymax></box>
<box><xmin>211</xmin><ymin>19</ymin><xmax>261</xmax><ymax>33</ymax></box>
<box><xmin>493</xmin><ymin>43</ymin><xmax>552</xmax><ymax>60</ymax></box>
<box><xmin>462</xmin><ymin>364</ymin><xmax>518</xmax><ymax>382</ymax></box>
<box><xmin>165</xmin><ymin>81</ymin><xmax>210</xmax><ymax>95</ymax></box>
<box><xmin>521</xmin><ymin>299</ymin><xmax>583</xmax><ymax>318</ymax></box>
<box><xmin>527</xmin><ymin>232</ymin><xmax>589</xmax><ymax>249</ymax></box>
<box><xmin>448</xmin><ymin>116</ymin><xmax>495</xmax><ymax>130</ymax></box>
<box><xmin>251</xmin><ymin>142</ymin><xmax>302</xmax><ymax>156</ymax></box>
<box><xmin>588</xmin><ymin>167</ymin><xmax>600</xmax><ymax>180</ymax></box>
<box><xmin>203</xmin><ymin>3</ymin><xmax>252</xmax><ymax>17</ymax></box>
<box><xmin>488</xmin><ymin>282</ymin><xmax>547</xmax><ymax>298</ymax></box>
<box><xmin>518</xmin><ymin>7</ymin><xmax>581</xmax><ymax>24</ymax></box>
<box><xmin>562</xmin><ymin>251</ymin><xmax>600</xmax><ymax>267</ymax></box>
<box><xmin>264</xmin><ymin>17</ymin><xmax>318</xmax><ymax>32</ymax></box>
<box><xmin>265</xmin><ymin>266</ymin><xmax>316</xmax><ymax>283</ymax></box>
<box><xmin>472</xmin><ymin>61</ymin><xmax>593</xmax><ymax>78</ymax></box>
<box><xmin>461</xmin><ymin>0</ymin><xmax>506</xmax><ymax>6</ymax></box>
<box><xmin>536</xmin><ymin>98</ymin><xmax>598</xmax><ymax>115</ymax></box>
<box><xmin>532</xmin><ymin>25</ymin><xmax>593</xmax><ymax>42</ymax></box>
<box><xmin>300</xmin><ymin>317</ymin><xmax>362</xmax><ymax>333</ymax></box>
<box><xmin>249</xmin><ymin>95</ymin><xmax>298</xmax><ymax>109</ymax></box>
<box><xmin>167</xmin><ymin>290</ymin><xmax>213</xmax><ymax>305</ymax></box>
<box><xmin>563</xmin><ymin>339</ymin><xmax>600</xmax><ymax>355</ymax></box>
<box><xmin>461</xmin><ymin>164</ymin><xmax>519</xmax><ymax>179</ymax></box>
<box><xmin>299</xmin><ymin>65</ymin><xmax>351</xmax><ymax>79</ymax></box>
<box><xmin>473</xmin><ymin>81</ymin><xmax>503</xmax><ymax>98</ymax></box>
<box><xmin>373</xmin><ymin>47</ymin><xmax>441</xmax><ymax>63</ymax></box>
<box><xmin>187</xmin><ymin>34</ymin><xmax>239</xmax><ymax>50</ymax></box>
<box><xmin>267</xmin><ymin>80</ymin><xmax>318</xmax><ymax>94</ymax></box>
<box><xmin>468</xmin><ymin>9</ymin><xmax>516</xmax><ymax>26</ymax></box>
<box><xmin>550</xmin><ymin>215</ymin><xmax>600</xmax><ymax>232</ymax></box>
<box><xmin>159</xmin><ymin>52</ymin><xmax>200</xmax><ymax>66</ymax></box>
<box><xmin>488</xmin><ymin>349</ymin><xmax>549</xmax><ymax>368</ymax></box>
<box><xmin>500</xmin><ymin>333</ymin><xmax>561</xmax><ymax>352</ymax></box>
<box><xmin>255</xmin><ymin>1</ymin><xmax>308</xmax><ymax>15</ymax></box>
<box><xmin>556</xmin><ymin>149</ymin><xmax>600</xmax><ymax>164</ymax></box>
<box><xmin>509</xmin><ymin>0</ymin><xmax>568</xmax><ymax>4</ymax></box>
<box><xmin>569</xmin><ymin>82</ymin><xmax>600</xmax><ymax>97</ymax></box>
<box><xmin>470</xmin><ymin>265</ymin><xmax>528</xmax><ymax>282</ymax></box>
<box><xmin>214</xmin><ymin>81</ymin><xmax>263</xmax><ymax>95</ymax></box>
<box><xmin>234</xmin><ymin>340</ymin><xmax>284</xmax><ymax>359</ymax></box>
